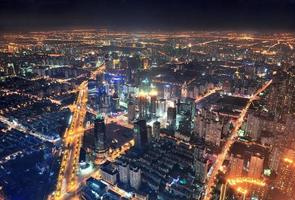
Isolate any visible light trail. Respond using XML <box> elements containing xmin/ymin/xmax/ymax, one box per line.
<box><xmin>227</xmin><ymin>177</ymin><xmax>265</xmax><ymax>187</ymax></box>
<box><xmin>195</xmin><ymin>87</ymin><xmax>222</xmax><ymax>103</ymax></box>
<box><xmin>50</xmin><ymin>65</ymin><xmax>105</xmax><ymax>200</ymax></box>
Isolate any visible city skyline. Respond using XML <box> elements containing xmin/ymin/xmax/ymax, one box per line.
<box><xmin>0</xmin><ymin>1</ymin><xmax>295</xmax><ymax>200</ymax></box>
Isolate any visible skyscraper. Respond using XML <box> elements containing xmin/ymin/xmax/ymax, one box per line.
<box><xmin>153</xmin><ymin>121</ymin><xmax>160</xmax><ymax>141</ymax></box>
<box><xmin>118</xmin><ymin>160</ymin><xmax>129</xmax><ymax>184</ymax></box>
<box><xmin>129</xmin><ymin>165</ymin><xmax>141</xmax><ymax>190</ymax></box>
<box><xmin>138</xmin><ymin>95</ymin><xmax>148</xmax><ymax>119</ymax></box>
<box><xmin>147</xmin><ymin>125</ymin><xmax>152</xmax><ymax>144</ymax></box>
<box><xmin>167</xmin><ymin>107</ymin><xmax>176</xmax><ymax>130</ymax></box>
<box><xmin>150</xmin><ymin>95</ymin><xmax>157</xmax><ymax>117</ymax></box>
<box><xmin>133</xmin><ymin>120</ymin><xmax>148</xmax><ymax>150</ymax></box>
<box><xmin>94</xmin><ymin>114</ymin><xmax>107</xmax><ymax>154</ymax></box>
<box><xmin>157</xmin><ymin>98</ymin><xmax>166</xmax><ymax>117</ymax></box>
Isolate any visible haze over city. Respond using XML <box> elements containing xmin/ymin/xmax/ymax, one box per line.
<box><xmin>0</xmin><ymin>1</ymin><xmax>294</xmax><ymax>200</ymax></box>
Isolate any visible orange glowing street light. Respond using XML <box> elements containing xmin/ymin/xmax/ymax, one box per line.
<box><xmin>283</xmin><ymin>158</ymin><xmax>294</xmax><ymax>164</ymax></box>
<box><xmin>227</xmin><ymin>177</ymin><xmax>266</xmax><ymax>187</ymax></box>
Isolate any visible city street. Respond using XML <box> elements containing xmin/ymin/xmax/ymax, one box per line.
<box><xmin>51</xmin><ymin>65</ymin><xmax>105</xmax><ymax>200</ymax></box>
<box><xmin>203</xmin><ymin>80</ymin><xmax>272</xmax><ymax>200</ymax></box>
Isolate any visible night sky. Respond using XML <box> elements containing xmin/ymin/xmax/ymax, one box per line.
<box><xmin>1</xmin><ymin>0</ymin><xmax>295</xmax><ymax>31</ymax></box>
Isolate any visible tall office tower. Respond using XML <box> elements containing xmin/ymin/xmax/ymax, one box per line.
<box><xmin>138</xmin><ymin>95</ymin><xmax>148</xmax><ymax>119</ymax></box>
<box><xmin>118</xmin><ymin>161</ymin><xmax>129</xmax><ymax>184</ymax></box>
<box><xmin>133</xmin><ymin>120</ymin><xmax>148</xmax><ymax>150</ymax></box>
<box><xmin>152</xmin><ymin>121</ymin><xmax>160</xmax><ymax>141</ymax></box>
<box><xmin>157</xmin><ymin>98</ymin><xmax>166</xmax><ymax>117</ymax></box>
<box><xmin>229</xmin><ymin>154</ymin><xmax>244</xmax><ymax>178</ymax></box>
<box><xmin>146</xmin><ymin>125</ymin><xmax>152</xmax><ymax>144</ymax></box>
<box><xmin>167</xmin><ymin>107</ymin><xmax>176</xmax><ymax>130</ymax></box>
<box><xmin>128</xmin><ymin>101</ymin><xmax>136</xmax><ymax>122</ymax></box>
<box><xmin>94</xmin><ymin>114</ymin><xmax>107</xmax><ymax>153</ymax></box>
<box><xmin>268</xmin><ymin>68</ymin><xmax>295</xmax><ymax>121</ymax></box>
<box><xmin>129</xmin><ymin>166</ymin><xmax>141</xmax><ymax>190</ymax></box>
<box><xmin>100</xmin><ymin>94</ymin><xmax>111</xmax><ymax>113</ymax></box>
<box><xmin>150</xmin><ymin>95</ymin><xmax>157</xmax><ymax>117</ymax></box>
<box><xmin>248</xmin><ymin>154</ymin><xmax>264</xmax><ymax>179</ymax></box>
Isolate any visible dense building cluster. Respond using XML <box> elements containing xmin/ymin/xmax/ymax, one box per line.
<box><xmin>0</xmin><ymin>30</ymin><xmax>294</xmax><ymax>200</ymax></box>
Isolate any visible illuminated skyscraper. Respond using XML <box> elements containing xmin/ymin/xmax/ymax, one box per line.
<box><xmin>157</xmin><ymin>98</ymin><xmax>166</xmax><ymax>117</ymax></box>
<box><xmin>138</xmin><ymin>95</ymin><xmax>148</xmax><ymax>119</ymax></box>
<box><xmin>150</xmin><ymin>95</ymin><xmax>157</xmax><ymax>117</ymax></box>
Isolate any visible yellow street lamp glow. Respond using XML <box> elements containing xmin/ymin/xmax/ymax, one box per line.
<box><xmin>283</xmin><ymin>158</ymin><xmax>294</xmax><ymax>164</ymax></box>
<box><xmin>149</xmin><ymin>89</ymin><xmax>158</xmax><ymax>96</ymax></box>
<box><xmin>138</xmin><ymin>90</ymin><xmax>148</xmax><ymax>97</ymax></box>
<box><xmin>227</xmin><ymin>177</ymin><xmax>266</xmax><ymax>187</ymax></box>
<box><xmin>237</xmin><ymin>187</ymin><xmax>248</xmax><ymax>195</ymax></box>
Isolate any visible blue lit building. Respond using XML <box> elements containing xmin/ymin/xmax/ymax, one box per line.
<box><xmin>81</xmin><ymin>177</ymin><xmax>107</xmax><ymax>200</ymax></box>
